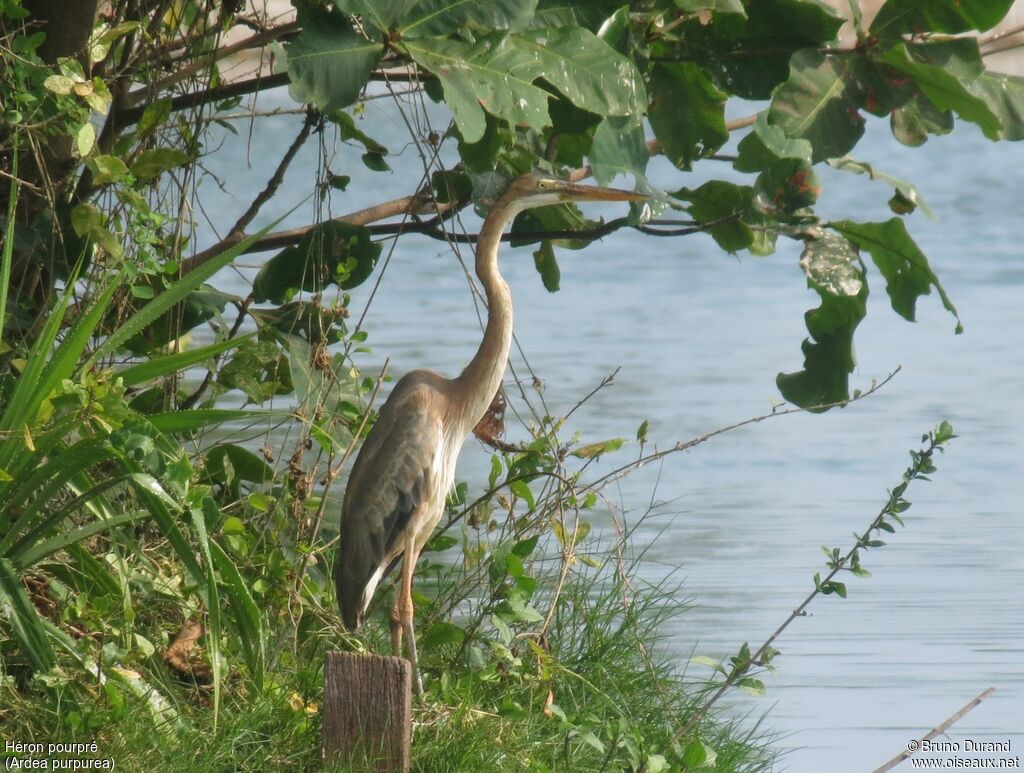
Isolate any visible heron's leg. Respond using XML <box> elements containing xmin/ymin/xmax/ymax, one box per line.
<box><xmin>397</xmin><ymin>537</ymin><xmax>424</xmax><ymax>695</ymax></box>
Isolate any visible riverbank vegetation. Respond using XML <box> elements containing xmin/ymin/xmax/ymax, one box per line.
<box><xmin>0</xmin><ymin>0</ymin><xmax>1016</xmax><ymax>768</ymax></box>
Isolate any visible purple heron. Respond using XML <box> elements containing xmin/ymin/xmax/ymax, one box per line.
<box><xmin>335</xmin><ymin>173</ymin><xmax>646</xmax><ymax>690</ymax></box>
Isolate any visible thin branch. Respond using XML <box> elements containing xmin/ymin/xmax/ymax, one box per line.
<box><xmin>123</xmin><ymin>22</ymin><xmax>300</xmax><ymax>110</ymax></box>
<box><xmin>980</xmin><ymin>22</ymin><xmax>1024</xmax><ymax>47</ymax></box>
<box><xmin>585</xmin><ymin>368</ymin><xmax>901</xmax><ymax>494</ymax></box>
<box><xmin>872</xmin><ymin>688</ymin><xmax>997</xmax><ymax>773</ymax></box>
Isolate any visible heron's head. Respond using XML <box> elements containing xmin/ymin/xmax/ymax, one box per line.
<box><xmin>499</xmin><ymin>173</ymin><xmax>647</xmax><ymax>217</ymax></box>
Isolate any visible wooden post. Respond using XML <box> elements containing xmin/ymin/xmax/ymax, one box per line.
<box><xmin>322</xmin><ymin>651</ymin><xmax>412</xmax><ymax>771</ymax></box>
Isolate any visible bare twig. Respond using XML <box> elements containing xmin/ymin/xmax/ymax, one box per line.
<box><xmin>872</xmin><ymin>688</ymin><xmax>998</xmax><ymax>772</ymax></box>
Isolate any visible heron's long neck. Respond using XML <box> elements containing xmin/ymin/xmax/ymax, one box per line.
<box><xmin>454</xmin><ymin>206</ymin><xmax>515</xmax><ymax>433</ymax></box>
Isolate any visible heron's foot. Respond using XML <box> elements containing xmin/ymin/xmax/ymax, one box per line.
<box><xmin>405</xmin><ymin>617</ymin><xmax>424</xmax><ymax>696</ymax></box>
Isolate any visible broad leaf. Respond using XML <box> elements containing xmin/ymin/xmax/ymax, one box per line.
<box><xmin>333</xmin><ymin>0</ymin><xmax>420</xmax><ymax>33</ymax></box>
<box><xmin>870</xmin><ymin>0</ymin><xmax>1013</xmax><ymax>40</ymax></box>
<box><xmin>755</xmin><ymin>158</ymin><xmax>819</xmax><ymax>213</ymax></box>
<box><xmin>400</xmin><ymin>0</ymin><xmax>537</xmax><ymax>37</ymax></box>
<box><xmin>648</xmin><ymin>62</ymin><xmax>728</xmax><ymax>171</ymax></box>
<box><xmin>968</xmin><ymin>72</ymin><xmax>1024</xmax><ymax>141</ymax></box>
<box><xmin>405</xmin><ymin>34</ymin><xmax>549</xmax><ymax>143</ymax></box>
<box><xmin>879</xmin><ymin>44</ymin><xmax>1001</xmax><ymax>140</ymax></box>
<box><xmin>532</xmin><ymin>241</ymin><xmax>560</xmax><ymax>292</ymax></box>
<box><xmin>518</xmin><ymin>27</ymin><xmax>646</xmax><ymax>118</ymax></box>
<box><xmin>675</xmin><ymin>0</ymin><xmax>745</xmax><ymax>16</ymax></box>
<box><xmin>590</xmin><ymin>116</ymin><xmax>648</xmax><ymax>185</ymax></box>
<box><xmin>253</xmin><ymin>220</ymin><xmax>381</xmax><ymax>304</ymax></box>
<box><xmin>672</xmin><ymin>181</ymin><xmax>756</xmax><ymax>253</ymax></box>
<box><xmin>532</xmin><ymin>0</ymin><xmax>623</xmax><ymax>31</ymax></box>
<box><xmin>734</xmin><ymin>112</ymin><xmax>813</xmax><ymax>173</ymax></box>
<box><xmin>282</xmin><ymin>8</ymin><xmax>382</xmax><ymax>112</ymax></box>
<box><xmin>768</xmin><ymin>48</ymin><xmax>865</xmax><ymax>163</ymax></box>
<box><xmin>891</xmin><ymin>95</ymin><xmax>954</xmax><ymax>147</ymax></box>
<box><xmin>831</xmin><ymin>218</ymin><xmax>960</xmax><ymax>331</ymax></box>
<box><xmin>131</xmin><ymin>148</ymin><xmax>191</xmax><ymax>181</ymax></box>
<box><xmin>777</xmin><ymin>233</ymin><xmax>868</xmax><ymax>410</ymax></box>
<box><xmin>510</xmin><ymin>203</ymin><xmax>599</xmax><ymax>250</ymax></box>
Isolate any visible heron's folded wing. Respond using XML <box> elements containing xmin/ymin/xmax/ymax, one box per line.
<box><xmin>336</xmin><ymin>385</ymin><xmax>443</xmax><ymax>628</ymax></box>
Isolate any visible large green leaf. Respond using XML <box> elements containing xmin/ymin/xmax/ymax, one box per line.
<box><xmin>648</xmin><ymin>62</ymin><xmax>728</xmax><ymax>171</ymax></box>
<box><xmin>510</xmin><ymin>203</ymin><xmax>599</xmax><ymax>249</ymax></box>
<box><xmin>125</xmin><ymin>285</ymin><xmax>234</xmax><ymax>353</ymax></box>
<box><xmin>831</xmin><ymin>218</ymin><xmax>960</xmax><ymax>331</ymax></box>
<box><xmin>968</xmin><ymin>72</ymin><xmax>1024</xmax><ymax>141</ymax></box>
<box><xmin>210</xmin><ymin>539</ymin><xmax>265</xmax><ymax>689</ymax></box>
<box><xmin>879</xmin><ymin>43</ymin><xmax>1001</xmax><ymax>140</ymax></box>
<box><xmin>333</xmin><ymin>0</ymin><xmax>420</xmax><ymax>33</ymax></box>
<box><xmin>672</xmin><ymin>181</ymin><xmax>756</xmax><ymax>254</ymax></box>
<box><xmin>405</xmin><ymin>34</ymin><xmax>550</xmax><ymax>143</ymax></box>
<box><xmin>768</xmin><ymin>48</ymin><xmax>864</xmax><ymax>163</ymax></box>
<box><xmin>252</xmin><ymin>220</ymin><xmax>381</xmax><ymax>304</ymax></box>
<box><xmin>518</xmin><ymin>27</ymin><xmax>646</xmax><ymax>118</ymax></box>
<box><xmin>661</xmin><ymin>0</ymin><xmax>844</xmax><ymax>100</ymax></box>
<box><xmin>532</xmin><ymin>0</ymin><xmax>622</xmax><ymax>31</ymax></box>
<box><xmin>283</xmin><ymin>7</ymin><xmax>382</xmax><ymax>112</ymax></box>
<box><xmin>870</xmin><ymin>0</ymin><xmax>1013</xmax><ymax>40</ymax></box>
<box><xmin>777</xmin><ymin>233</ymin><xmax>868</xmax><ymax>410</ymax></box>
<box><xmin>735</xmin><ymin>112</ymin><xmax>813</xmax><ymax>173</ymax></box>
<box><xmin>590</xmin><ymin>116</ymin><xmax>648</xmax><ymax>185</ymax></box>
<box><xmin>400</xmin><ymin>0</ymin><xmax>537</xmax><ymax>37</ymax></box>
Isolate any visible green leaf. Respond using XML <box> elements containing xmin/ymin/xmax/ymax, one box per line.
<box><xmin>517</xmin><ymin>27</ymin><xmax>646</xmax><ymax>118</ymax></box>
<box><xmin>827</xmin><ymin>157</ymin><xmax>935</xmax><ymax>218</ymax></box>
<box><xmin>361</xmin><ymin>151</ymin><xmax>391</xmax><ymax>172</ymax></box>
<box><xmin>87</xmin><ymin>154</ymin><xmax>130</xmax><ymax>185</ymax></box>
<box><xmin>879</xmin><ymin>43</ymin><xmax>1001</xmax><ymax>140</ymax></box>
<box><xmin>400</xmin><ymin>0</ymin><xmax>538</xmax><ymax>37</ymax></box>
<box><xmin>422</xmin><ymin>621</ymin><xmax>467</xmax><ymax>648</ymax></box>
<box><xmin>648</xmin><ymin>62</ymin><xmax>728</xmax><ymax>171</ymax></box>
<box><xmin>131</xmin><ymin>148</ymin><xmax>191</xmax><ymax>181</ymax></box>
<box><xmin>676</xmin><ymin>0</ymin><xmax>745</xmax><ymax>15</ymax></box>
<box><xmin>870</xmin><ymin>0</ymin><xmax>1013</xmax><ymax>39</ymax></box>
<box><xmin>734</xmin><ymin>112</ymin><xmax>813</xmax><ymax>172</ymax></box>
<box><xmin>755</xmin><ymin>157</ymin><xmax>820</xmax><ymax>213</ymax></box>
<box><xmin>204</xmin><ymin>444</ymin><xmax>275</xmax><ymax>485</ymax></box>
<box><xmin>209</xmin><ymin>538</ymin><xmax>264</xmax><ymax>689</ymax></box>
<box><xmin>508</xmin><ymin>479</ymin><xmax>535</xmax><ymax>510</ymax></box>
<box><xmin>146</xmin><ymin>409</ymin><xmax>269</xmax><ymax>434</ymax></box>
<box><xmin>831</xmin><ymin>218</ymin><xmax>960</xmax><ymax>330</ymax></box>
<box><xmin>405</xmin><ymin>34</ymin><xmax>550</xmax><ymax>143</ymax></box>
<box><xmin>333</xmin><ymin>0</ymin><xmax>421</xmax><ymax>33</ymax></box>
<box><xmin>282</xmin><ymin>7</ymin><xmax>382</xmax><ymax>112</ymax></box>
<box><xmin>968</xmin><ymin>72</ymin><xmax>1024</xmax><ymax>141</ymax></box>
<box><xmin>118</xmin><ymin>334</ymin><xmax>254</xmax><ymax>386</ymax></box>
<box><xmin>571</xmin><ymin>438</ymin><xmax>625</xmax><ymax>459</ymax></box>
<box><xmin>253</xmin><ymin>220</ymin><xmax>382</xmax><ymax>304</ymax></box>
<box><xmin>776</xmin><ymin>233</ymin><xmax>868</xmax><ymax>410</ymax></box>
<box><xmin>76</xmin><ymin>122</ymin><xmax>95</xmax><ymax>157</ymax></box>
<box><xmin>891</xmin><ymin>95</ymin><xmax>954</xmax><ymax>147</ymax></box>
<box><xmin>768</xmin><ymin>48</ymin><xmax>865</xmax><ymax>163</ymax></box>
<box><xmin>532</xmin><ymin>241</ymin><xmax>560</xmax><ymax>293</ymax></box>
<box><xmin>511</xmin><ymin>203</ymin><xmax>598</xmax><ymax>250</ymax></box>
<box><xmin>532</xmin><ymin>0</ymin><xmax>622</xmax><ymax>31</ymax></box>
<box><xmin>590</xmin><ymin>116</ymin><xmax>648</xmax><ymax>185</ymax></box>
<box><xmin>672</xmin><ymin>181</ymin><xmax>755</xmax><ymax>253</ymax></box>
<box><xmin>736</xmin><ymin>676</ymin><xmax>767</xmax><ymax>695</ymax></box>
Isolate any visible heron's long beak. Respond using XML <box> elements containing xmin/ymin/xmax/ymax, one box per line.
<box><xmin>562</xmin><ymin>182</ymin><xmax>649</xmax><ymax>202</ymax></box>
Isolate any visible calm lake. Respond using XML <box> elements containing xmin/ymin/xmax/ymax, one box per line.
<box><xmin>202</xmin><ymin>89</ymin><xmax>1023</xmax><ymax>771</ymax></box>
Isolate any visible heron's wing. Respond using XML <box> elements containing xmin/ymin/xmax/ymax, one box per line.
<box><xmin>336</xmin><ymin>381</ymin><xmax>444</xmax><ymax>629</ymax></box>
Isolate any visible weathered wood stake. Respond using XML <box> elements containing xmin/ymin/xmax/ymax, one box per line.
<box><xmin>323</xmin><ymin>651</ymin><xmax>412</xmax><ymax>771</ymax></box>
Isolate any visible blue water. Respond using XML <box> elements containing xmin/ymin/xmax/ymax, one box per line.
<box><xmin>201</xmin><ymin>89</ymin><xmax>1024</xmax><ymax>771</ymax></box>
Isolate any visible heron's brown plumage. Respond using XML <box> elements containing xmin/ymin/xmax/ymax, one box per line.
<box><xmin>335</xmin><ymin>174</ymin><xmax>646</xmax><ymax>663</ymax></box>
